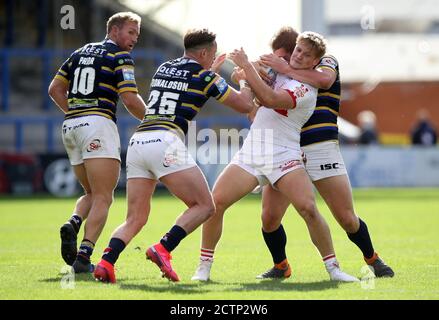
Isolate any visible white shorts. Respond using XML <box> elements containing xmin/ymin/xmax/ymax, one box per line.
<box><xmin>302</xmin><ymin>140</ymin><xmax>347</xmax><ymax>182</ymax></box>
<box><xmin>126</xmin><ymin>131</ymin><xmax>197</xmax><ymax>180</ymax></box>
<box><xmin>230</xmin><ymin>142</ymin><xmax>304</xmax><ymax>186</ymax></box>
<box><xmin>62</xmin><ymin>116</ymin><xmax>121</xmax><ymax>166</ymax></box>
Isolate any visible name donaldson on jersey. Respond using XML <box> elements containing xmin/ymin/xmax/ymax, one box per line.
<box><xmin>150</xmin><ymin>79</ymin><xmax>189</xmax><ymax>92</ymax></box>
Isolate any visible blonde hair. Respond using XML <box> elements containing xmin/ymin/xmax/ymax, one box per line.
<box><xmin>106</xmin><ymin>12</ymin><xmax>141</xmax><ymax>34</ymax></box>
<box><xmin>297</xmin><ymin>31</ymin><xmax>327</xmax><ymax>59</ymax></box>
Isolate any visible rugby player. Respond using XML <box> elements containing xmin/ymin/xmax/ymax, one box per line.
<box><xmin>255</xmin><ymin>32</ymin><xmax>394</xmax><ymax>279</ymax></box>
<box><xmin>93</xmin><ymin>28</ymin><xmax>255</xmax><ymax>283</ymax></box>
<box><xmin>192</xmin><ymin>31</ymin><xmax>358</xmax><ymax>282</ymax></box>
<box><xmin>48</xmin><ymin>12</ymin><xmax>147</xmax><ymax>273</ymax></box>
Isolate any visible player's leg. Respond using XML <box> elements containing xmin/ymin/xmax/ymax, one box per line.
<box><xmin>314</xmin><ymin>175</ymin><xmax>394</xmax><ymax>277</ymax></box>
<box><xmin>256</xmin><ymin>185</ymin><xmax>292</xmax><ymax>279</ymax></box>
<box><xmin>275</xmin><ymin>169</ymin><xmax>358</xmax><ymax>282</ymax></box>
<box><xmin>145</xmin><ymin>166</ymin><xmax>215</xmax><ymax>282</ymax></box>
<box><xmin>60</xmin><ymin>164</ymin><xmax>92</xmax><ymax>266</ymax></box>
<box><xmin>192</xmin><ymin>164</ymin><xmax>259</xmax><ymax>281</ymax></box>
<box><xmin>95</xmin><ymin>178</ymin><xmax>156</xmax><ymax>283</ymax></box>
<box><xmin>72</xmin><ymin>158</ymin><xmax>120</xmax><ymax>273</ymax></box>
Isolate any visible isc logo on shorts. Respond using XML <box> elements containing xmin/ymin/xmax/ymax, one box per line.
<box><xmin>320</xmin><ymin>163</ymin><xmax>339</xmax><ymax>170</ymax></box>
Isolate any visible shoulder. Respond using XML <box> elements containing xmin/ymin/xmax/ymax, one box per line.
<box><xmin>317</xmin><ymin>55</ymin><xmax>339</xmax><ymax>70</ymax></box>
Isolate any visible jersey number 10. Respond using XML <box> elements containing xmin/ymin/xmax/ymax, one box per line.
<box><xmin>71</xmin><ymin>67</ymin><xmax>95</xmax><ymax>95</ymax></box>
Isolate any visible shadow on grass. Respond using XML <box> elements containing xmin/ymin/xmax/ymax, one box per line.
<box><xmin>117</xmin><ymin>279</ymin><xmax>339</xmax><ymax>294</ymax></box>
<box><xmin>40</xmin><ymin>273</ymin><xmax>96</xmax><ymax>283</ymax></box>
<box><xmin>226</xmin><ymin>280</ymin><xmax>339</xmax><ymax>292</ymax></box>
<box><xmin>118</xmin><ymin>282</ymin><xmax>210</xmax><ymax>294</ymax></box>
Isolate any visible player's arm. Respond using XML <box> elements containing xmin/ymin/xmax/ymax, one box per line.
<box><xmin>119</xmin><ymin>92</ymin><xmax>147</xmax><ymax>121</ymax></box>
<box><xmin>48</xmin><ymin>78</ymin><xmax>69</xmax><ymax>114</ymax></box>
<box><xmin>204</xmin><ymin>69</ymin><xmax>254</xmax><ymax>114</ymax></box>
<box><xmin>114</xmin><ymin>52</ymin><xmax>146</xmax><ymax>120</ymax></box>
<box><xmin>261</xmin><ymin>53</ymin><xmax>336</xmax><ymax>89</ymax></box>
<box><xmin>229</xmin><ymin>48</ymin><xmax>295</xmax><ymax>110</ymax></box>
<box><xmin>220</xmin><ymin>83</ymin><xmax>255</xmax><ymax>114</ymax></box>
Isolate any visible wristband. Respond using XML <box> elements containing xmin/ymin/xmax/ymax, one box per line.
<box><xmin>239</xmin><ymin>79</ymin><xmax>250</xmax><ymax>89</ymax></box>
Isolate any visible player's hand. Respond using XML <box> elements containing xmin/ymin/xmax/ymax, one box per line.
<box><xmin>228</xmin><ymin>48</ymin><xmax>250</xmax><ymax>69</ymax></box>
<box><xmin>211</xmin><ymin>53</ymin><xmax>227</xmax><ymax>73</ymax></box>
<box><xmin>232</xmin><ymin>67</ymin><xmax>247</xmax><ymax>83</ymax></box>
<box><xmin>254</xmin><ymin>60</ymin><xmax>273</xmax><ymax>84</ymax></box>
<box><xmin>260</xmin><ymin>53</ymin><xmax>290</xmax><ymax>74</ymax></box>
<box><xmin>231</xmin><ymin>66</ymin><xmax>245</xmax><ymax>84</ymax></box>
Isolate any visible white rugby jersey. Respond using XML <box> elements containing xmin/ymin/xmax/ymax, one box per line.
<box><xmin>248</xmin><ymin>73</ymin><xmax>317</xmax><ymax>151</ymax></box>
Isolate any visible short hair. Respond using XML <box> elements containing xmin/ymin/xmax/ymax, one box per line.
<box><xmin>271</xmin><ymin>26</ymin><xmax>299</xmax><ymax>55</ymax></box>
<box><xmin>106</xmin><ymin>12</ymin><xmax>141</xmax><ymax>34</ymax></box>
<box><xmin>184</xmin><ymin>29</ymin><xmax>216</xmax><ymax>50</ymax></box>
<box><xmin>297</xmin><ymin>31</ymin><xmax>327</xmax><ymax>59</ymax></box>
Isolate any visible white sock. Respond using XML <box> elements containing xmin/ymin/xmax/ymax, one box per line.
<box><xmin>200</xmin><ymin>248</ymin><xmax>214</xmax><ymax>262</ymax></box>
<box><xmin>323</xmin><ymin>254</ymin><xmax>340</xmax><ymax>272</ymax></box>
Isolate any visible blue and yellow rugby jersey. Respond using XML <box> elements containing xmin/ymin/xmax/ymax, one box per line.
<box><xmin>136</xmin><ymin>57</ymin><xmax>231</xmax><ymax>137</ymax></box>
<box><xmin>300</xmin><ymin>55</ymin><xmax>340</xmax><ymax>146</ymax></box>
<box><xmin>54</xmin><ymin>39</ymin><xmax>138</xmax><ymax>123</ymax></box>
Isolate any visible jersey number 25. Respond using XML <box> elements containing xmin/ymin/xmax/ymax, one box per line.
<box><xmin>146</xmin><ymin>90</ymin><xmax>179</xmax><ymax>115</ymax></box>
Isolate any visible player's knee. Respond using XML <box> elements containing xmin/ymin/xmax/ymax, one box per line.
<box><xmin>212</xmin><ymin>192</ymin><xmax>230</xmax><ymax>215</ymax></box>
<box><xmin>200</xmin><ymin>200</ymin><xmax>216</xmax><ymax>221</ymax></box>
<box><xmin>126</xmin><ymin>214</ymin><xmax>148</xmax><ymax>233</ymax></box>
<box><xmin>92</xmin><ymin>193</ymin><xmax>113</xmax><ymax>207</ymax></box>
<box><xmin>338</xmin><ymin>212</ymin><xmax>358</xmax><ymax>233</ymax></box>
<box><xmin>297</xmin><ymin>201</ymin><xmax>319</xmax><ymax>221</ymax></box>
<box><xmin>261</xmin><ymin>212</ymin><xmax>281</xmax><ymax>232</ymax></box>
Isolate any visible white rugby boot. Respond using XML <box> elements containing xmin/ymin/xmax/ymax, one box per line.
<box><xmin>191</xmin><ymin>258</ymin><xmax>213</xmax><ymax>281</ymax></box>
<box><xmin>328</xmin><ymin>267</ymin><xmax>360</xmax><ymax>282</ymax></box>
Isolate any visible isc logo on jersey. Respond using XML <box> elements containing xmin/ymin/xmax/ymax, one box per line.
<box><xmin>122</xmin><ymin>68</ymin><xmax>135</xmax><ymax>81</ymax></box>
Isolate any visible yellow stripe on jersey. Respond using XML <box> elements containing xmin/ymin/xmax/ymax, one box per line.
<box><xmin>55</xmin><ymin>74</ymin><xmax>69</xmax><ymax>85</ymax></box>
<box><xmin>67</xmin><ymin>107</ymin><xmax>115</xmax><ymax>116</ymax></box>
<box><xmin>192</xmin><ymin>69</ymin><xmax>208</xmax><ymax>78</ymax></box>
<box><xmin>140</xmin><ymin>123</ymin><xmax>185</xmax><ymax>135</ymax></box>
<box><xmin>203</xmin><ymin>75</ymin><xmax>219</xmax><ymax>94</ymax></box>
<box><xmin>66</xmin><ymin>111</ymin><xmax>113</xmax><ymax>120</ymax></box>
<box><xmin>187</xmin><ymin>89</ymin><xmax>207</xmax><ymax>97</ymax></box>
<box><xmin>315</xmin><ymin>106</ymin><xmax>339</xmax><ymax>116</ymax></box>
<box><xmin>98</xmin><ymin>98</ymin><xmax>116</xmax><ymax>106</ymax></box>
<box><xmin>318</xmin><ymin>92</ymin><xmax>340</xmax><ymax>99</ymax></box>
<box><xmin>114</xmin><ymin>51</ymin><xmax>130</xmax><ymax>56</ymax></box>
<box><xmin>99</xmin><ymin>83</ymin><xmax>118</xmax><ymax>93</ymax></box>
<box><xmin>101</xmin><ymin>66</ymin><xmax>114</xmax><ymax>73</ymax></box>
<box><xmin>217</xmin><ymin>87</ymin><xmax>231</xmax><ymax>103</ymax></box>
<box><xmin>115</xmin><ymin>65</ymin><xmax>134</xmax><ymax>72</ymax></box>
<box><xmin>317</xmin><ymin>65</ymin><xmax>337</xmax><ymax>73</ymax></box>
<box><xmin>106</xmin><ymin>53</ymin><xmax>115</xmax><ymax>58</ymax></box>
<box><xmin>117</xmin><ymin>80</ymin><xmax>137</xmax><ymax>87</ymax></box>
<box><xmin>302</xmin><ymin>123</ymin><xmax>338</xmax><ymax>131</ymax></box>
<box><xmin>58</xmin><ymin>69</ymin><xmax>68</xmax><ymax>76</ymax></box>
<box><xmin>181</xmin><ymin>103</ymin><xmax>200</xmax><ymax>112</ymax></box>
<box><xmin>118</xmin><ymin>87</ymin><xmax>138</xmax><ymax>94</ymax></box>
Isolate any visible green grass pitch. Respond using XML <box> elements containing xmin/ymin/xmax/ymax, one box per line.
<box><xmin>1</xmin><ymin>188</ymin><xmax>438</xmax><ymax>300</ymax></box>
